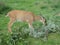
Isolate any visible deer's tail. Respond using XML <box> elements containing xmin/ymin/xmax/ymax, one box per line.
<box><xmin>5</xmin><ymin>13</ymin><xmax>9</xmax><ymax>17</ymax></box>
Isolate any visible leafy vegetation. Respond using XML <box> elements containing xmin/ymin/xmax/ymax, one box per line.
<box><xmin>0</xmin><ymin>0</ymin><xmax>60</xmax><ymax>45</ymax></box>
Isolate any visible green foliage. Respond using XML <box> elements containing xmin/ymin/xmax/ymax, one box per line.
<box><xmin>0</xmin><ymin>2</ymin><xmax>12</xmax><ymax>14</ymax></box>
<box><xmin>0</xmin><ymin>0</ymin><xmax>60</xmax><ymax>45</ymax></box>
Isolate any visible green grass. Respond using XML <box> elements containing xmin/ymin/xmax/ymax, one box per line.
<box><xmin>0</xmin><ymin>0</ymin><xmax>60</xmax><ymax>45</ymax></box>
<box><xmin>19</xmin><ymin>32</ymin><xmax>60</xmax><ymax>45</ymax></box>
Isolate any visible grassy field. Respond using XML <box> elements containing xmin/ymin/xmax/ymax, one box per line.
<box><xmin>0</xmin><ymin>0</ymin><xmax>60</xmax><ymax>45</ymax></box>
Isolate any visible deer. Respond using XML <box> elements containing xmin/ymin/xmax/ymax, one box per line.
<box><xmin>6</xmin><ymin>10</ymin><xmax>46</xmax><ymax>33</ymax></box>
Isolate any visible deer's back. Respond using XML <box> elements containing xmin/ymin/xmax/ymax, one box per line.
<box><xmin>8</xmin><ymin>10</ymin><xmax>35</xmax><ymax>22</ymax></box>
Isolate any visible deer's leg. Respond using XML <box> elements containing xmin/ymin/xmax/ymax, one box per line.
<box><xmin>27</xmin><ymin>21</ymin><xmax>34</xmax><ymax>35</ymax></box>
<box><xmin>8</xmin><ymin>18</ymin><xmax>15</xmax><ymax>32</ymax></box>
<box><xmin>28</xmin><ymin>23</ymin><xmax>34</xmax><ymax>30</ymax></box>
<box><xmin>27</xmin><ymin>21</ymin><xmax>34</xmax><ymax>30</ymax></box>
